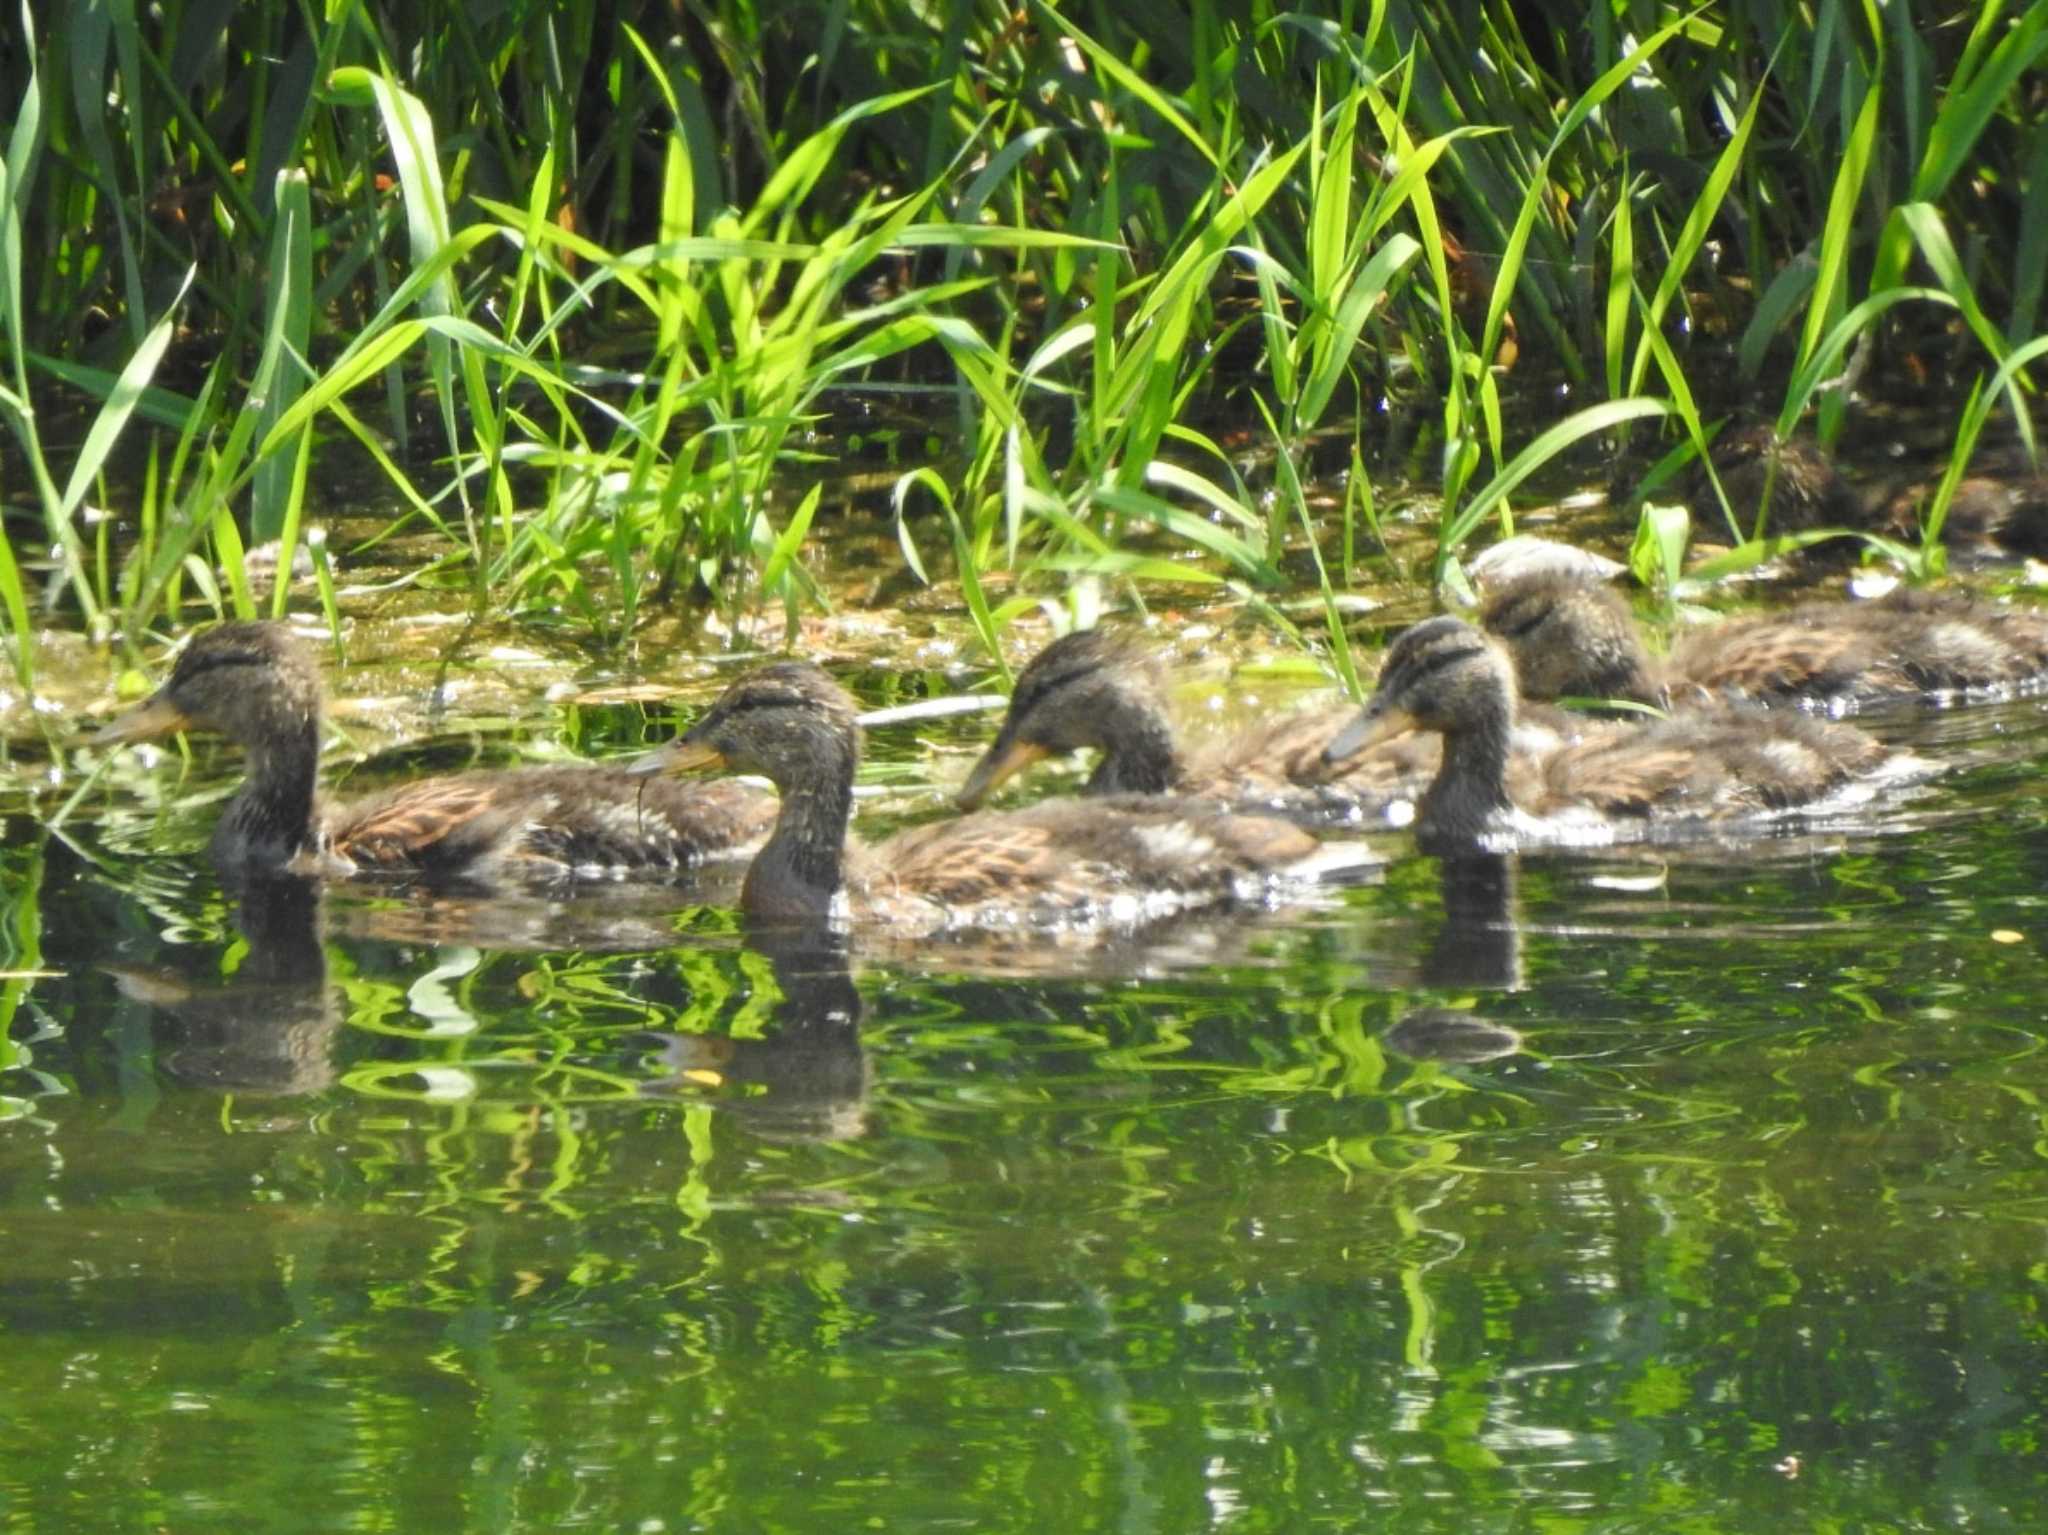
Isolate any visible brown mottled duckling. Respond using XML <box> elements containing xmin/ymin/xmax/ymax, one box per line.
<box><xmin>90</xmin><ymin>621</ymin><xmax>777</xmax><ymax>883</ymax></box>
<box><xmin>1687</xmin><ymin>425</ymin><xmax>1867</xmax><ymax>539</ymax></box>
<box><xmin>1481</xmin><ymin>572</ymin><xmax>2048</xmax><ymax>711</ymax></box>
<box><xmin>955</xmin><ymin>627</ymin><xmax>1618</xmax><ymax>825</ymax></box>
<box><xmin>1321</xmin><ymin>617</ymin><xmax>1903</xmax><ymax>855</ymax></box>
<box><xmin>631</xmin><ymin>660</ymin><xmax>1368</xmax><ymax>931</ymax></box>
<box><xmin>952</xmin><ymin>627</ymin><xmax>1437</xmax><ymax>823</ymax></box>
<box><xmin>1691</xmin><ymin>425</ymin><xmax>2048</xmax><ymax>558</ymax></box>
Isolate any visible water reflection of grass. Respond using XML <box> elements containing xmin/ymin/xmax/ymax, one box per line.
<box><xmin>9</xmin><ymin>788</ymin><xmax>2048</xmax><ymax>1525</ymax></box>
<box><xmin>4</xmin><ymin>5</ymin><xmax>2044</xmax><ymax>687</ymax></box>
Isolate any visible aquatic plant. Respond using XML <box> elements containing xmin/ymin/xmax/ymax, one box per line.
<box><xmin>0</xmin><ymin>0</ymin><xmax>2041</xmax><ymax>686</ymax></box>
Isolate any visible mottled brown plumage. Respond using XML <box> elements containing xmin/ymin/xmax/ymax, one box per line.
<box><xmin>1878</xmin><ymin>442</ymin><xmax>2048</xmax><ymax>560</ymax></box>
<box><xmin>1323</xmin><ymin>617</ymin><xmax>1901</xmax><ymax>854</ymax></box>
<box><xmin>1687</xmin><ymin>425</ymin><xmax>1868</xmax><ymax>540</ymax></box>
<box><xmin>957</xmin><ymin>627</ymin><xmax>1624</xmax><ymax>825</ymax></box>
<box><xmin>633</xmin><ymin>660</ymin><xmax>1367</xmax><ymax>931</ymax></box>
<box><xmin>1689</xmin><ymin>424</ymin><xmax>2048</xmax><ymax>559</ymax></box>
<box><xmin>1481</xmin><ymin>573</ymin><xmax>2048</xmax><ymax>711</ymax></box>
<box><xmin>90</xmin><ymin>621</ymin><xmax>776</xmax><ymax>883</ymax></box>
<box><xmin>954</xmin><ymin>628</ymin><xmax>1445</xmax><ymax>823</ymax></box>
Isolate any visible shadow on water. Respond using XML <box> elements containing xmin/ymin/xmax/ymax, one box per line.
<box><xmin>4</xmin><ymin>661</ymin><xmax>2048</xmax><ymax>1530</ymax></box>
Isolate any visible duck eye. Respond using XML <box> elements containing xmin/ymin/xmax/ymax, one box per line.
<box><xmin>1398</xmin><ymin>640</ymin><xmax>1484</xmax><ymax>688</ymax></box>
<box><xmin>177</xmin><ymin>647</ymin><xmax>270</xmax><ymax>682</ymax></box>
<box><xmin>1490</xmin><ymin>601</ymin><xmax>1551</xmax><ymax>641</ymax></box>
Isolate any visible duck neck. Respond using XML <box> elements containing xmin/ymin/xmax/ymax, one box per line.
<box><xmin>744</xmin><ymin>734</ymin><xmax>859</xmax><ymax>924</ymax></box>
<box><xmin>1086</xmin><ymin>689</ymin><xmax>1182</xmax><ymax>795</ymax></box>
<box><xmin>1419</xmin><ymin>702</ymin><xmax>1515</xmax><ymax>854</ymax></box>
<box><xmin>214</xmin><ymin>709</ymin><xmax>324</xmax><ymax>872</ymax></box>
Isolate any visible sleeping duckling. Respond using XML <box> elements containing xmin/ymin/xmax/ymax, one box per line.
<box><xmin>1480</xmin><ymin>573</ymin><xmax>2048</xmax><ymax>711</ymax></box>
<box><xmin>1690</xmin><ymin>425</ymin><xmax>2048</xmax><ymax>559</ymax></box>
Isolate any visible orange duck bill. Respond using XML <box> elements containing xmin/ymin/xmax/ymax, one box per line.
<box><xmin>954</xmin><ymin>738</ymin><xmax>1049</xmax><ymax>811</ymax></box>
<box><xmin>1320</xmin><ymin>701</ymin><xmax>1418</xmax><ymax>770</ymax></box>
<box><xmin>89</xmin><ymin>689</ymin><xmax>194</xmax><ymax>747</ymax></box>
<box><xmin>628</xmin><ymin>736</ymin><xmax>728</xmax><ymax>776</ymax></box>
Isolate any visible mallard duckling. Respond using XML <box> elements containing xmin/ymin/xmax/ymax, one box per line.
<box><xmin>631</xmin><ymin>660</ymin><xmax>1369</xmax><ymax>931</ymax></box>
<box><xmin>1690</xmin><ymin>425</ymin><xmax>2048</xmax><ymax>558</ymax></box>
<box><xmin>952</xmin><ymin>627</ymin><xmax>1437</xmax><ymax>822</ymax></box>
<box><xmin>89</xmin><ymin>621</ymin><xmax>777</xmax><ymax>883</ymax></box>
<box><xmin>1687</xmin><ymin>425</ymin><xmax>1867</xmax><ymax>539</ymax></box>
<box><xmin>1481</xmin><ymin>573</ymin><xmax>2048</xmax><ymax>710</ymax></box>
<box><xmin>1879</xmin><ymin>441</ymin><xmax>2048</xmax><ymax>559</ymax></box>
<box><xmin>1321</xmin><ymin>617</ymin><xmax>1900</xmax><ymax>854</ymax></box>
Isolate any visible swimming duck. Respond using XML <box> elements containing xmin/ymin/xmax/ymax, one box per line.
<box><xmin>1690</xmin><ymin>425</ymin><xmax>2048</xmax><ymax>558</ymax></box>
<box><xmin>1320</xmin><ymin>617</ymin><xmax>1900</xmax><ymax>855</ymax></box>
<box><xmin>1687</xmin><ymin>425</ymin><xmax>1867</xmax><ymax>540</ymax></box>
<box><xmin>1480</xmin><ymin>572</ymin><xmax>2048</xmax><ymax>710</ymax></box>
<box><xmin>631</xmin><ymin>659</ymin><xmax>1368</xmax><ymax>930</ymax></box>
<box><xmin>89</xmin><ymin>621</ymin><xmax>777</xmax><ymax>883</ymax></box>
<box><xmin>952</xmin><ymin>627</ymin><xmax>1439</xmax><ymax>822</ymax></box>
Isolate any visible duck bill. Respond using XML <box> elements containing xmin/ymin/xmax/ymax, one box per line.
<box><xmin>1322</xmin><ymin>702</ymin><xmax>1417</xmax><ymax>767</ymax></box>
<box><xmin>955</xmin><ymin>738</ymin><xmax>1047</xmax><ymax>811</ymax></box>
<box><xmin>628</xmin><ymin>737</ymin><xmax>728</xmax><ymax>777</ymax></box>
<box><xmin>89</xmin><ymin>690</ymin><xmax>193</xmax><ymax>748</ymax></box>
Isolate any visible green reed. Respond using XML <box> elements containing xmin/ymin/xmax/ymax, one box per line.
<box><xmin>1</xmin><ymin>0</ymin><xmax>2044</xmax><ymax>684</ymax></box>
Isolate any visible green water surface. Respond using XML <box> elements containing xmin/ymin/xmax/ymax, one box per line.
<box><xmin>3</xmin><ymin>675</ymin><xmax>2047</xmax><ymax>1534</ymax></box>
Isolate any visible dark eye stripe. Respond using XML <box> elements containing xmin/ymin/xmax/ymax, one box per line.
<box><xmin>1015</xmin><ymin>630</ymin><xmax>1140</xmax><ymax>710</ymax></box>
<box><xmin>1489</xmin><ymin>599</ymin><xmax>1551</xmax><ymax>640</ymax></box>
<box><xmin>1389</xmin><ymin>639</ymin><xmax>1484</xmax><ymax>692</ymax></box>
<box><xmin>176</xmin><ymin>647</ymin><xmax>269</xmax><ymax>682</ymax></box>
<box><xmin>1017</xmin><ymin>661</ymin><xmax>1099</xmax><ymax>710</ymax></box>
<box><xmin>720</xmin><ymin>686</ymin><xmax>810</xmax><ymax>719</ymax></box>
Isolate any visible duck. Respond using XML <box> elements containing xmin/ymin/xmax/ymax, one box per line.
<box><xmin>952</xmin><ymin>627</ymin><xmax>1440</xmax><ymax>822</ymax></box>
<box><xmin>1686</xmin><ymin>425</ymin><xmax>1868</xmax><ymax>540</ymax></box>
<box><xmin>952</xmin><ymin>626</ymin><xmax>1614</xmax><ymax>824</ymax></box>
<box><xmin>1320</xmin><ymin>617</ymin><xmax>1902</xmax><ymax>855</ymax></box>
<box><xmin>1479</xmin><ymin>572</ymin><xmax>2048</xmax><ymax>711</ymax></box>
<box><xmin>629</xmin><ymin>659</ymin><xmax>1370</xmax><ymax>931</ymax></box>
<box><xmin>88</xmin><ymin>620</ymin><xmax>778</xmax><ymax>883</ymax></box>
<box><xmin>1690</xmin><ymin>424</ymin><xmax>2048</xmax><ymax>558</ymax></box>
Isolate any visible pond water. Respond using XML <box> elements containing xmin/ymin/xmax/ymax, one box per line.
<box><xmin>6</xmin><ymin>558</ymin><xmax>2048</xmax><ymax>1531</ymax></box>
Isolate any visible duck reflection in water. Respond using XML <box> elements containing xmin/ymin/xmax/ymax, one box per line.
<box><xmin>641</xmin><ymin>923</ymin><xmax>871</xmax><ymax>1143</ymax></box>
<box><xmin>105</xmin><ymin>873</ymin><xmax>340</xmax><ymax>1095</ymax></box>
<box><xmin>1384</xmin><ymin>853</ymin><xmax>1526</xmax><ymax>1064</ymax></box>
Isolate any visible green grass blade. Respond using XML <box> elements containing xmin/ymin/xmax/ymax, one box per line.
<box><xmin>1438</xmin><ymin>398</ymin><xmax>1672</xmax><ymax>580</ymax></box>
<box><xmin>1036</xmin><ymin>5</ymin><xmax>1220</xmax><ymax>169</ymax></box>
<box><xmin>1794</xmin><ymin>70</ymin><xmax>1879</xmax><ymax>381</ymax></box>
<box><xmin>251</xmin><ymin>170</ymin><xmax>313</xmax><ymax>543</ymax></box>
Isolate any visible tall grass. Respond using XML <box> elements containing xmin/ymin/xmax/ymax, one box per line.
<box><xmin>1</xmin><ymin>0</ymin><xmax>2043</xmax><ymax>686</ymax></box>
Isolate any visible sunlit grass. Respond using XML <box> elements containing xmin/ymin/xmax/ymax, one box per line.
<box><xmin>0</xmin><ymin>0</ymin><xmax>2042</xmax><ymax>690</ymax></box>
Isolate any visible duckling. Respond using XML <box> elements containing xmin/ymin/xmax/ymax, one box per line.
<box><xmin>1321</xmin><ymin>617</ymin><xmax>1901</xmax><ymax>854</ymax></box>
<box><xmin>952</xmin><ymin>627</ymin><xmax>1439</xmax><ymax>822</ymax></box>
<box><xmin>89</xmin><ymin>621</ymin><xmax>777</xmax><ymax>883</ymax></box>
<box><xmin>1690</xmin><ymin>425</ymin><xmax>2048</xmax><ymax>558</ymax></box>
<box><xmin>1480</xmin><ymin>572</ymin><xmax>2048</xmax><ymax>711</ymax></box>
<box><xmin>1687</xmin><ymin>425</ymin><xmax>1868</xmax><ymax>540</ymax></box>
<box><xmin>953</xmin><ymin>627</ymin><xmax>1617</xmax><ymax>826</ymax></box>
<box><xmin>1878</xmin><ymin>440</ymin><xmax>2048</xmax><ymax>560</ymax></box>
<box><xmin>631</xmin><ymin>660</ymin><xmax>1369</xmax><ymax>931</ymax></box>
